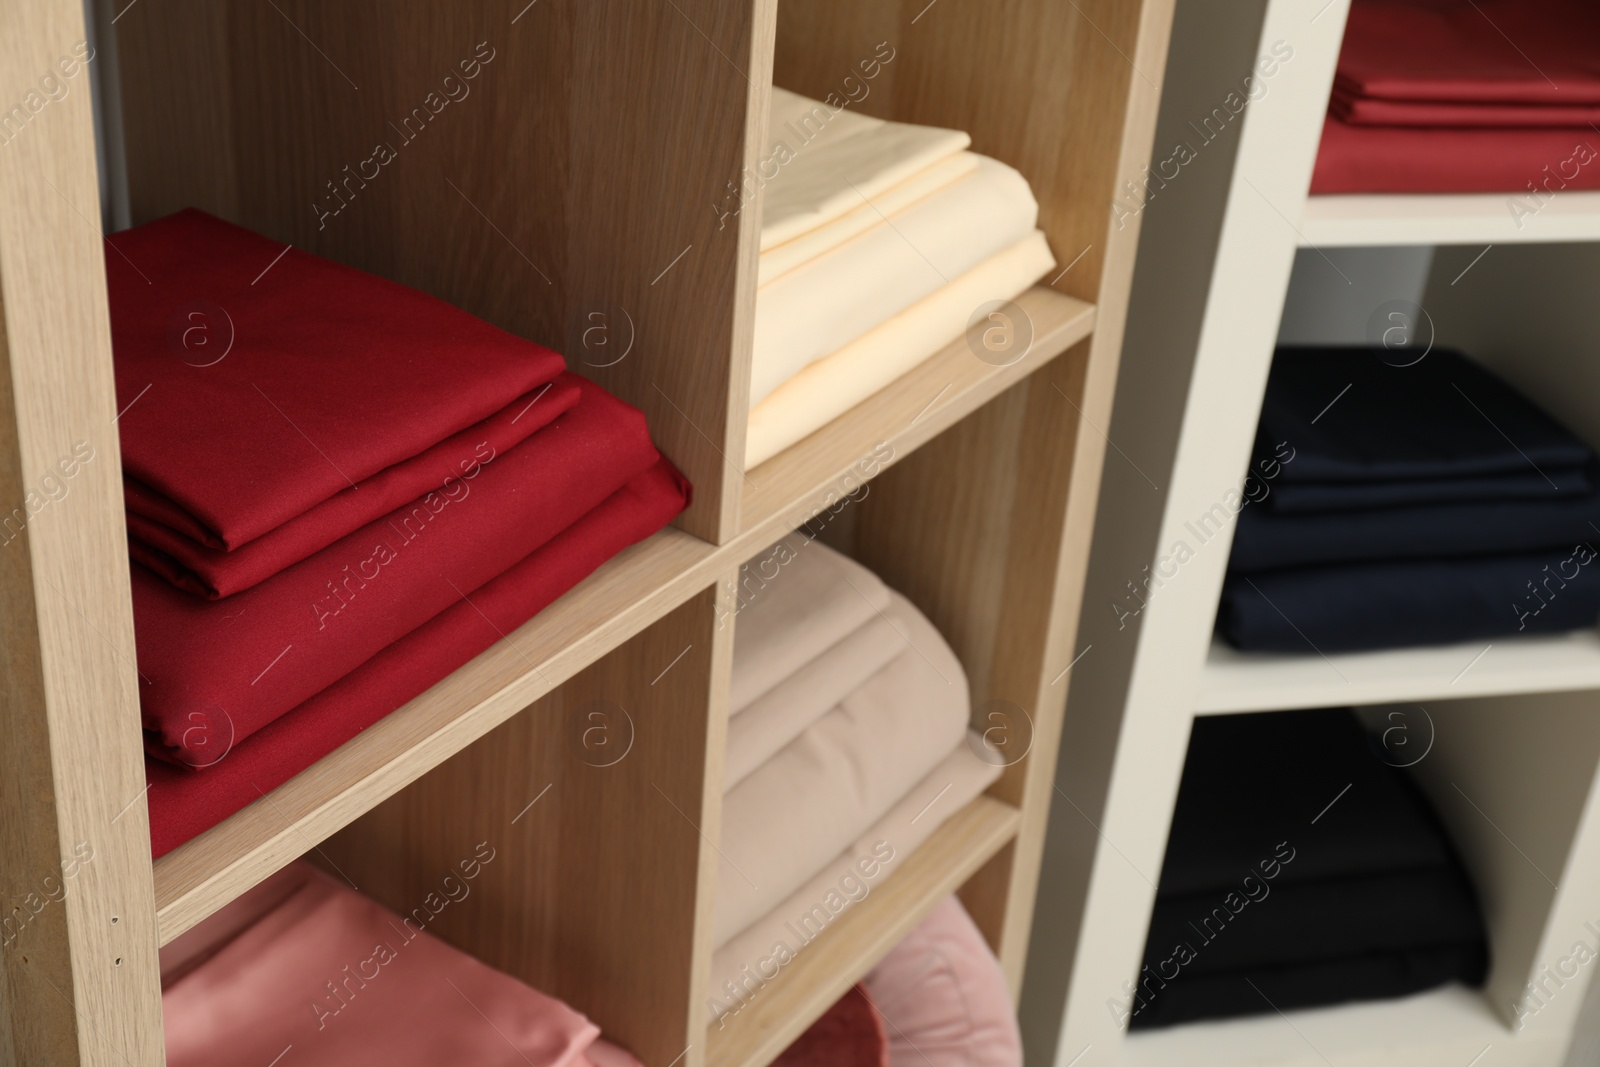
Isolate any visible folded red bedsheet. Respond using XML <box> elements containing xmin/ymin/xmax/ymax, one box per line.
<box><xmin>109</xmin><ymin>209</ymin><xmax>566</xmax><ymax>553</ymax></box>
<box><xmin>1335</xmin><ymin>0</ymin><xmax>1600</xmax><ymax>108</ymax></box>
<box><xmin>1311</xmin><ymin>117</ymin><xmax>1600</xmax><ymax>194</ymax></box>
<box><xmin>146</xmin><ymin>456</ymin><xmax>689</xmax><ymax>857</ymax></box>
<box><xmin>137</xmin><ymin>374</ymin><xmax>658</xmax><ymax>767</ymax></box>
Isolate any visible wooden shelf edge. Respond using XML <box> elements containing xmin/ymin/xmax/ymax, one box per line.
<box><xmin>739</xmin><ymin>286</ymin><xmax>1097</xmax><ymax>530</ymax></box>
<box><xmin>705</xmin><ymin>796</ymin><xmax>1022</xmax><ymax>1067</ymax></box>
<box><xmin>1196</xmin><ymin>631</ymin><xmax>1600</xmax><ymax>716</ymax></box>
<box><xmin>1300</xmin><ymin>191</ymin><xmax>1600</xmax><ymax>249</ymax></box>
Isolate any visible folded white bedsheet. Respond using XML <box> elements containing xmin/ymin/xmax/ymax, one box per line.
<box><xmin>751</xmin><ymin>154</ymin><xmax>1040</xmax><ymax>408</ymax></box>
<box><xmin>707</xmin><ymin>739</ymin><xmax>1002</xmax><ymax>1019</ymax></box>
<box><xmin>725</xmin><ymin>610</ymin><xmax>905</xmax><ymax>791</ymax></box>
<box><xmin>714</xmin><ymin>592</ymin><xmax>969</xmax><ymax>948</ymax></box>
<box><xmin>728</xmin><ymin>534</ymin><xmax>890</xmax><ymax>714</ymax></box>
<box><xmin>761</xmin><ymin>88</ymin><xmax>970</xmax><ymax>251</ymax></box>
<box><xmin>746</xmin><ymin>230</ymin><xmax>1056</xmax><ymax>467</ymax></box>
<box><xmin>758</xmin><ymin>153</ymin><xmax>981</xmax><ymax>287</ymax></box>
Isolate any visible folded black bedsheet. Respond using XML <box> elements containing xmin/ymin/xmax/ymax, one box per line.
<box><xmin>1129</xmin><ymin>710</ymin><xmax>1488</xmax><ymax>1030</ymax></box>
<box><xmin>1261</xmin><ymin>348</ymin><xmax>1591</xmax><ymax>485</ymax></box>
<box><xmin>1231</xmin><ymin>465</ymin><xmax>1600</xmax><ymax>571</ymax></box>
<box><xmin>1218</xmin><ymin>547</ymin><xmax>1600</xmax><ymax>653</ymax></box>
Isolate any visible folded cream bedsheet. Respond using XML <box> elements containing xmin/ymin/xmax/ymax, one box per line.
<box><xmin>707</xmin><ymin>740</ymin><xmax>1001</xmax><ymax>1017</ymax></box>
<box><xmin>729</xmin><ymin>534</ymin><xmax>890</xmax><ymax>714</ymax></box>
<box><xmin>751</xmin><ymin>154</ymin><xmax>1040</xmax><ymax>407</ymax></box>
<box><xmin>715</xmin><ymin>591</ymin><xmax>969</xmax><ymax>947</ymax></box>
<box><xmin>759</xmin><ymin>153</ymin><xmax>981</xmax><ymax>287</ymax></box>
<box><xmin>746</xmin><ymin>230</ymin><xmax>1056</xmax><ymax>467</ymax></box>
<box><xmin>761</xmin><ymin>88</ymin><xmax>969</xmax><ymax>251</ymax></box>
<box><xmin>727</xmin><ymin>611</ymin><xmax>904</xmax><ymax>790</ymax></box>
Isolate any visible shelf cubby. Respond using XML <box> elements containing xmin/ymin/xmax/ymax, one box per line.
<box><xmin>0</xmin><ymin>0</ymin><xmax>1175</xmax><ymax>1062</ymax></box>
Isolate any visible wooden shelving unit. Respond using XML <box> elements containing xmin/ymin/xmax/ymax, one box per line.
<box><xmin>1022</xmin><ymin>2</ymin><xmax>1600</xmax><ymax>1067</ymax></box>
<box><xmin>0</xmin><ymin>1</ymin><xmax>1175</xmax><ymax>1064</ymax></box>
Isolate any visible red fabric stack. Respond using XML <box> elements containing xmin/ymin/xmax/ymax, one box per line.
<box><xmin>1313</xmin><ymin>0</ymin><xmax>1600</xmax><ymax>194</ymax></box>
<box><xmin>110</xmin><ymin>210</ymin><xmax>689</xmax><ymax>857</ymax></box>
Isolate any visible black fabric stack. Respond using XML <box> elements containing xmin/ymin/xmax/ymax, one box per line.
<box><xmin>1219</xmin><ymin>347</ymin><xmax>1600</xmax><ymax>653</ymax></box>
<box><xmin>1128</xmin><ymin>709</ymin><xmax>1488</xmax><ymax>1030</ymax></box>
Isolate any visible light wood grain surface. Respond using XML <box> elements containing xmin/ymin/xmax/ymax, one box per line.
<box><xmin>115</xmin><ymin>0</ymin><xmax>776</xmax><ymax>543</ymax></box>
<box><xmin>0</xmin><ymin>2</ymin><xmax>164</xmax><ymax>1063</ymax></box>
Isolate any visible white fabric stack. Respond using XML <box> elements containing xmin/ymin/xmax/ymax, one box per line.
<box><xmin>748</xmin><ymin>88</ymin><xmax>1057</xmax><ymax>467</ymax></box>
<box><xmin>707</xmin><ymin>534</ymin><xmax>1001</xmax><ymax>1018</ymax></box>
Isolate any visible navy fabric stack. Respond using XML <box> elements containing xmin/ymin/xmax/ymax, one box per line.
<box><xmin>1219</xmin><ymin>348</ymin><xmax>1600</xmax><ymax>653</ymax></box>
<box><xmin>1129</xmin><ymin>709</ymin><xmax>1488</xmax><ymax>1029</ymax></box>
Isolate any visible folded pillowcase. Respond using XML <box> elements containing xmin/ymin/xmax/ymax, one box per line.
<box><xmin>1312</xmin><ymin>119</ymin><xmax>1600</xmax><ymax>195</ymax></box>
<box><xmin>1261</xmin><ymin>349</ymin><xmax>1592</xmax><ymax>486</ymax></box>
<box><xmin>729</xmin><ymin>535</ymin><xmax>891</xmax><ymax>713</ymax></box>
<box><xmin>1333</xmin><ymin>0</ymin><xmax>1600</xmax><ymax>108</ymax></box>
<box><xmin>163</xmin><ymin>863</ymin><xmax>607</xmax><ymax>1067</ymax></box>
<box><xmin>726</xmin><ymin>613</ymin><xmax>905</xmax><ymax>789</ymax></box>
<box><xmin>108</xmin><ymin>209</ymin><xmax>567</xmax><ymax>552</ymax></box>
<box><xmin>1126</xmin><ymin>945</ymin><xmax>1489</xmax><ymax>1029</ymax></box>
<box><xmin>129</xmin><ymin>378</ymin><xmax>583</xmax><ymax>598</ymax></box>
<box><xmin>1144</xmin><ymin>870</ymin><xmax>1488</xmax><ymax>980</ymax></box>
<box><xmin>708</xmin><ymin>740</ymin><xmax>1002</xmax><ymax>1020</ymax></box>
<box><xmin>761</xmin><ymin>87</ymin><xmax>969</xmax><ymax>250</ymax></box>
<box><xmin>1157</xmin><ymin>710</ymin><xmax>1467</xmax><ymax>896</ymax></box>
<box><xmin>1266</xmin><ymin>465</ymin><xmax>1593</xmax><ymax>513</ymax></box>
<box><xmin>716</xmin><ymin>592</ymin><xmax>969</xmax><ymax>947</ymax></box>
<box><xmin>1229</xmin><ymin>467</ymin><xmax>1600</xmax><ymax>571</ymax></box>
<box><xmin>863</xmin><ymin>896</ymin><xmax>1021</xmax><ymax>1067</ymax></box>
<box><xmin>1329</xmin><ymin>87</ymin><xmax>1600</xmax><ymax>127</ymax></box>
<box><xmin>752</xmin><ymin>155</ymin><xmax>1040</xmax><ymax>407</ymax></box>
<box><xmin>146</xmin><ymin>457</ymin><xmax>689</xmax><ymax>856</ymax></box>
<box><xmin>772</xmin><ymin>986</ymin><xmax>887</xmax><ymax>1067</ymax></box>
<box><xmin>1217</xmin><ymin>547</ymin><xmax>1600</xmax><ymax>653</ymax></box>
<box><xmin>760</xmin><ymin>154</ymin><xmax>981</xmax><ymax>287</ymax></box>
<box><xmin>747</xmin><ymin>231</ymin><xmax>1055</xmax><ymax>468</ymax></box>
<box><xmin>137</xmin><ymin>377</ymin><xmax>660</xmax><ymax>767</ymax></box>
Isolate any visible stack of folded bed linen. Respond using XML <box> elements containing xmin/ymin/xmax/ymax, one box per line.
<box><xmin>707</xmin><ymin>535</ymin><xmax>1013</xmax><ymax>1038</ymax></box>
<box><xmin>1314</xmin><ymin>0</ymin><xmax>1600</xmax><ymax>194</ymax></box>
<box><xmin>747</xmin><ymin>89</ymin><xmax>1057</xmax><ymax>467</ymax></box>
<box><xmin>161</xmin><ymin>861</ymin><xmax>643</xmax><ymax>1066</ymax></box>
<box><xmin>1219</xmin><ymin>347</ymin><xmax>1600</xmax><ymax>653</ymax></box>
<box><xmin>110</xmin><ymin>210</ymin><xmax>689</xmax><ymax>856</ymax></box>
<box><xmin>772</xmin><ymin>895</ymin><xmax>1023</xmax><ymax>1066</ymax></box>
<box><xmin>1131</xmin><ymin>709</ymin><xmax>1488</xmax><ymax>1029</ymax></box>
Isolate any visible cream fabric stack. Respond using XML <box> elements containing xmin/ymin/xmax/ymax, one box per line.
<box><xmin>748</xmin><ymin>88</ymin><xmax>1056</xmax><ymax>467</ymax></box>
<box><xmin>707</xmin><ymin>534</ymin><xmax>1001</xmax><ymax>1017</ymax></box>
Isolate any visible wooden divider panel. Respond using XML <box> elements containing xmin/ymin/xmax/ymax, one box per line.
<box><xmin>0</xmin><ymin>2</ymin><xmax>164</xmax><ymax>1063</ymax></box>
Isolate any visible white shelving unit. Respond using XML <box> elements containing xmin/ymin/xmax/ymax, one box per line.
<box><xmin>1019</xmin><ymin>2</ymin><xmax>1600</xmax><ymax>1066</ymax></box>
<box><xmin>1301</xmin><ymin>191</ymin><xmax>1600</xmax><ymax>248</ymax></box>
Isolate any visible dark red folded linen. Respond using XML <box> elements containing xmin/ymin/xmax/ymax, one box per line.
<box><xmin>1331</xmin><ymin>86</ymin><xmax>1600</xmax><ymax>127</ymax></box>
<box><xmin>128</xmin><ymin>378</ymin><xmax>582</xmax><ymax>598</ymax></box>
<box><xmin>1311</xmin><ymin>116</ymin><xmax>1600</xmax><ymax>194</ymax></box>
<box><xmin>1336</xmin><ymin>0</ymin><xmax>1600</xmax><ymax>107</ymax></box>
<box><xmin>108</xmin><ymin>208</ymin><xmax>566</xmax><ymax>551</ymax></box>
<box><xmin>137</xmin><ymin>376</ymin><xmax>658</xmax><ymax>767</ymax></box>
<box><xmin>145</xmin><ymin>456</ymin><xmax>690</xmax><ymax>857</ymax></box>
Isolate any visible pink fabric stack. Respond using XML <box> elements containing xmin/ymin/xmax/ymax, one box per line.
<box><xmin>161</xmin><ymin>863</ymin><xmax>641</xmax><ymax>1067</ymax></box>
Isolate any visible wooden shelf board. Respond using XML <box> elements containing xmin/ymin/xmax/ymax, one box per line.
<box><xmin>1196</xmin><ymin>630</ymin><xmax>1600</xmax><ymax>715</ymax></box>
<box><xmin>739</xmin><ymin>286</ymin><xmax>1096</xmax><ymax>531</ymax></box>
<box><xmin>705</xmin><ymin>796</ymin><xmax>1021</xmax><ymax>1067</ymax></box>
<box><xmin>1119</xmin><ymin>985</ymin><xmax>1548</xmax><ymax>1067</ymax></box>
<box><xmin>1300</xmin><ymin>191</ymin><xmax>1600</xmax><ymax>248</ymax></box>
<box><xmin>152</xmin><ymin>295</ymin><xmax>1093</xmax><ymax>944</ymax></box>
